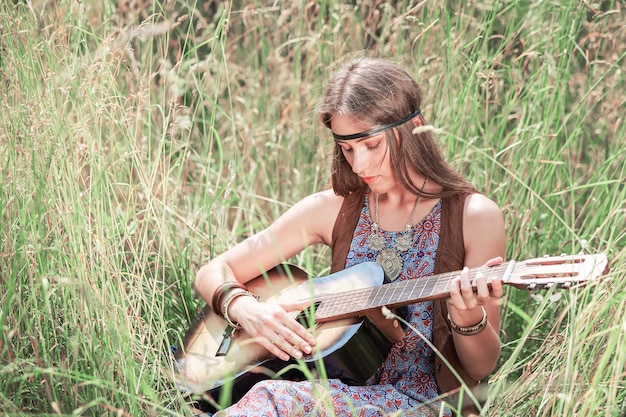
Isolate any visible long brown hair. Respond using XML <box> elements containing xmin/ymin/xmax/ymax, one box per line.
<box><xmin>317</xmin><ymin>57</ymin><xmax>477</xmax><ymax>198</ymax></box>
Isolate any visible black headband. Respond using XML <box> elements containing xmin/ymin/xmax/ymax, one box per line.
<box><xmin>332</xmin><ymin>109</ymin><xmax>421</xmax><ymax>141</ymax></box>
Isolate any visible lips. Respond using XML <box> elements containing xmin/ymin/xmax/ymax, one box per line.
<box><xmin>361</xmin><ymin>176</ymin><xmax>377</xmax><ymax>184</ymax></box>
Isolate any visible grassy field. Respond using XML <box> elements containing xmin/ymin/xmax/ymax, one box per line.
<box><xmin>1</xmin><ymin>0</ymin><xmax>624</xmax><ymax>415</ymax></box>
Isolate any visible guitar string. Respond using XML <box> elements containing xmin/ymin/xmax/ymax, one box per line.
<box><xmin>317</xmin><ymin>266</ymin><xmax>505</xmax><ymax>319</ymax></box>
<box><xmin>315</xmin><ymin>263</ymin><xmax>512</xmax><ymax>320</ymax></box>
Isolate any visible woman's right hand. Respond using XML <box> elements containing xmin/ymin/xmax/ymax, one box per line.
<box><xmin>227</xmin><ymin>295</ymin><xmax>316</xmax><ymax>362</ymax></box>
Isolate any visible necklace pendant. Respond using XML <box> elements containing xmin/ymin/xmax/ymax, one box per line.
<box><xmin>395</xmin><ymin>231</ymin><xmax>413</xmax><ymax>252</ymax></box>
<box><xmin>367</xmin><ymin>229</ymin><xmax>386</xmax><ymax>252</ymax></box>
<box><xmin>376</xmin><ymin>248</ymin><xmax>403</xmax><ymax>281</ymax></box>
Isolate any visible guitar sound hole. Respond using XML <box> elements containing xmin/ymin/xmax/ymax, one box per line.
<box><xmin>295</xmin><ymin>301</ymin><xmax>321</xmax><ymax>328</ymax></box>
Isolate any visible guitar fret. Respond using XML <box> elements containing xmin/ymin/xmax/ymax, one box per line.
<box><xmin>330</xmin><ymin>286</ymin><xmax>373</xmax><ymax>318</ymax></box>
<box><xmin>441</xmin><ymin>272</ymin><xmax>453</xmax><ymax>293</ymax></box>
<box><xmin>383</xmin><ymin>282</ymin><xmax>397</xmax><ymax>307</ymax></box>
<box><xmin>369</xmin><ymin>284</ymin><xmax>385</xmax><ymax>308</ymax></box>
<box><xmin>398</xmin><ymin>281</ymin><xmax>410</xmax><ymax>306</ymax></box>
<box><xmin>352</xmin><ymin>287</ymin><xmax>370</xmax><ymax>313</ymax></box>
<box><xmin>435</xmin><ymin>273</ymin><xmax>449</xmax><ymax>295</ymax></box>
<box><xmin>387</xmin><ymin>280</ymin><xmax>408</xmax><ymax>307</ymax></box>
<box><xmin>419</xmin><ymin>276</ymin><xmax>431</xmax><ymax>299</ymax></box>
<box><xmin>398</xmin><ymin>281</ymin><xmax>411</xmax><ymax>305</ymax></box>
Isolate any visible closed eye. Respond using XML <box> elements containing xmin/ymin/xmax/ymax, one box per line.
<box><xmin>337</xmin><ymin>136</ymin><xmax>382</xmax><ymax>153</ymax></box>
<box><xmin>339</xmin><ymin>145</ymin><xmax>353</xmax><ymax>153</ymax></box>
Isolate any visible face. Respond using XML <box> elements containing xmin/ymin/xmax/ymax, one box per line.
<box><xmin>330</xmin><ymin>114</ymin><xmax>396</xmax><ymax>192</ymax></box>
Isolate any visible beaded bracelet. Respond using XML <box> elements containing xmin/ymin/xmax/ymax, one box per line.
<box><xmin>447</xmin><ymin>306</ymin><xmax>488</xmax><ymax>336</ymax></box>
<box><xmin>221</xmin><ymin>289</ymin><xmax>257</xmax><ymax>330</ymax></box>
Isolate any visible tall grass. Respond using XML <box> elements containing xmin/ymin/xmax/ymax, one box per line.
<box><xmin>1</xmin><ymin>0</ymin><xmax>624</xmax><ymax>415</ymax></box>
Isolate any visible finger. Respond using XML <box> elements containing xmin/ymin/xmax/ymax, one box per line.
<box><xmin>491</xmin><ymin>277</ymin><xmax>504</xmax><ymax>299</ymax></box>
<box><xmin>282</xmin><ymin>300</ymin><xmax>311</xmax><ymax>312</ymax></box>
<box><xmin>281</xmin><ymin>301</ymin><xmax>317</xmax><ymax>347</ymax></box>
<box><xmin>458</xmin><ymin>267</ymin><xmax>478</xmax><ymax>309</ymax></box>
<box><xmin>238</xmin><ymin>301</ymin><xmax>312</xmax><ymax>360</ymax></box>
<box><xmin>485</xmin><ymin>256</ymin><xmax>503</xmax><ymax>267</ymax></box>
<box><xmin>256</xmin><ymin>336</ymin><xmax>292</xmax><ymax>362</ymax></box>
<box><xmin>475</xmin><ymin>273</ymin><xmax>490</xmax><ymax>303</ymax></box>
<box><xmin>255</xmin><ymin>323</ymin><xmax>304</xmax><ymax>361</ymax></box>
<box><xmin>275</xmin><ymin>323</ymin><xmax>313</xmax><ymax>356</ymax></box>
<box><xmin>288</xmin><ymin>324</ymin><xmax>316</xmax><ymax>352</ymax></box>
<box><xmin>447</xmin><ymin>276</ymin><xmax>467</xmax><ymax>309</ymax></box>
<box><xmin>261</xmin><ymin>307</ymin><xmax>314</xmax><ymax>355</ymax></box>
<box><xmin>272</xmin><ymin>334</ymin><xmax>306</xmax><ymax>360</ymax></box>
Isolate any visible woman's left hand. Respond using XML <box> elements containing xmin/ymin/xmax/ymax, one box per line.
<box><xmin>447</xmin><ymin>257</ymin><xmax>504</xmax><ymax>326</ymax></box>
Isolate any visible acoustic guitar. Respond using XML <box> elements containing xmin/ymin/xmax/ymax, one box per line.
<box><xmin>175</xmin><ymin>254</ymin><xmax>608</xmax><ymax>400</ymax></box>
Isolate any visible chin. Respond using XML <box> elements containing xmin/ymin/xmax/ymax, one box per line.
<box><xmin>367</xmin><ymin>186</ymin><xmax>385</xmax><ymax>195</ymax></box>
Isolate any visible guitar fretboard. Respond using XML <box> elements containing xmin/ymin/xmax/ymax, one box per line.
<box><xmin>313</xmin><ymin>261</ymin><xmax>515</xmax><ymax>322</ymax></box>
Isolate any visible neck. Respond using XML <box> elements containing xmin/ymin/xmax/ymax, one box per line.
<box><xmin>375</xmin><ymin>177</ymin><xmax>429</xmax><ymax>205</ymax></box>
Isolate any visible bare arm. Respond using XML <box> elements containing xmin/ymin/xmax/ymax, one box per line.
<box><xmin>447</xmin><ymin>193</ymin><xmax>506</xmax><ymax>381</ymax></box>
<box><xmin>194</xmin><ymin>189</ymin><xmax>343</xmax><ymax>361</ymax></box>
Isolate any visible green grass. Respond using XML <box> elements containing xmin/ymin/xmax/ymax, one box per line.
<box><xmin>1</xmin><ymin>0</ymin><xmax>624</xmax><ymax>415</ymax></box>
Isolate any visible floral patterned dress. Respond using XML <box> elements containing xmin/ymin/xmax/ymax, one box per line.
<box><xmin>214</xmin><ymin>197</ymin><xmax>448</xmax><ymax>417</ymax></box>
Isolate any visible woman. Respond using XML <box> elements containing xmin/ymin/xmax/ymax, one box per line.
<box><xmin>193</xmin><ymin>57</ymin><xmax>506</xmax><ymax>416</ymax></box>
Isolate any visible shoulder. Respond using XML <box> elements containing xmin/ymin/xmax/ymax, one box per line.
<box><xmin>462</xmin><ymin>193</ymin><xmax>506</xmax><ymax>267</ymax></box>
<box><xmin>276</xmin><ymin>189</ymin><xmax>345</xmax><ymax>246</ymax></box>
<box><xmin>291</xmin><ymin>189</ymin><xmax>344</xmax><ymax>213</ymax></box>
<box><xmin>463</xmin><ymin>193</ymin><xmax>503</xmax><ymax>220</ymax></box>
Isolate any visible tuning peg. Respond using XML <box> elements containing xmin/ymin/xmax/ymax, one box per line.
<box><xmin>544</xmin><ymin>282</ymin><xmax>554</xmax><ymax>289</ymax></box>
<box><xmin>528</xmin><ymin>283</ymin><xmax>537</xmax><ymax>291</ymax></box>
<box><xmin>560</xmin><ymin>253</ymin><xmax>567</xmax><ymax>257</ymax></box>
<box><xmin>543</xmin><ymin>254</ymin><xmax>550</xmax><ymax>258</ymax></box>
<box><xmin>559</xmin><ymin>282</ymin><xmax>572</xmax><ymax>289</ymax></box>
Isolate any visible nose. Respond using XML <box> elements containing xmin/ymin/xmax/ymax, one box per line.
<box><xmin>350</xmin><ymin>148</ymin><xmax>370</xmax><ymax>175</ymax></box>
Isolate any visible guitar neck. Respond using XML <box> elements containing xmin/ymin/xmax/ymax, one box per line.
<box><xmin>314</xmin><ymin>262</ymin><xmax>516</xmax><ymax>322</ymax></box>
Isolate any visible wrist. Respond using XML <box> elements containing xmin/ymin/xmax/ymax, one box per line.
<box><xmin>447</xmin><ymin>305</ymin><xmax>488</xmax><ymax>336</ymax></box>
<box><xmin>222</xmin><ymin>291</ymin><xmax>259</xmax><ymax>328</ymax></box>
<box><xmin>211</xmin><ymin>281</ymin><xmax>247</xmax><ymax>317</ymax></box>
<box><xmin>222</xmin><ymin>289</ymin><xmax>258</xmax><ymax>329</ymax></box>
<box><xmin>447</xmin><ymin>304</ymin><xmax>485</xmax><ymax>326</ymax></box>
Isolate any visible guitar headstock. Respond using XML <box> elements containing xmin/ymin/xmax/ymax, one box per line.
<box><xmin>504</xmin><ymin>253</ymin><xmax>609</xmax><ymax>290</ymax></box>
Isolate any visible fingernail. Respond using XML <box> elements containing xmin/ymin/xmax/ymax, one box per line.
<box><xmin>294</xmin><ymin>351</ymin><xmax>303</xmax><ymax>359</ymax></box>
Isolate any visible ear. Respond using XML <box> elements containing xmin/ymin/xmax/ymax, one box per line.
<box><xmin>412</xmin><ymin>115</ymin><xmax>423</xmax><ymax>128</ymax></box>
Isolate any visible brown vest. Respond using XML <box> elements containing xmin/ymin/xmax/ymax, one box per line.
<box><xmin>329</xmin><ymin>188</ymin><xmax>478</xmax><ymax>396</ymax></box>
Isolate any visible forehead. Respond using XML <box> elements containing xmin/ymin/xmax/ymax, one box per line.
<box><xmin>329</xmin><ymin>114</ymin><xmax>372</xmax><ymax>136</ymax></box>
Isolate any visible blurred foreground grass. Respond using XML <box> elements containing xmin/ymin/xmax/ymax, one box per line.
<box><xmin>1</xmin><ymin>0</ymin><xmax>624</xmax><ymax>415</ymax></box>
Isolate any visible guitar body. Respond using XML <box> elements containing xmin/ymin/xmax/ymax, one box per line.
<box><xmin>175</xmin><ymin>262</ymin><xmax>393</xmax><ymax>396</ymax></box>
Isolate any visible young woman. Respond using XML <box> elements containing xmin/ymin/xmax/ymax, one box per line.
<box><xmin>193</xmin><ymin>57</ymin><xmax>506</xmax><ymax>416</ymax></box>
